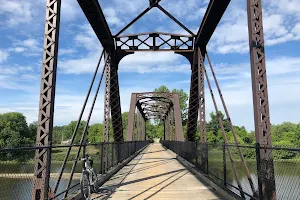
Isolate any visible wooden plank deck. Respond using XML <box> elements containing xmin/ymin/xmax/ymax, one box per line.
<box><xmin>91</xmin><ymin>143</ymin><xmax>222</xmax><ymax>200</ymax></box>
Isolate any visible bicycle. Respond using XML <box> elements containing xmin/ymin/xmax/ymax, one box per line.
<box><xmin>80</xmin><ymin>155</ymin><xmax>97</xmax><ymax>199</ymax></box>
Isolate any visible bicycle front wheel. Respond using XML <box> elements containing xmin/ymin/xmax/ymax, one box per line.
<box><xmin>80</xmin><ymin>171</ymin><xmax>91</xmax><ymax>200</ymax></box>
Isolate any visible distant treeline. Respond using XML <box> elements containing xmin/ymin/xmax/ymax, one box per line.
<box><xmin>1</xmin><ymin>85</ymin><xmax>300</xmax><ymax>160</ymax></box>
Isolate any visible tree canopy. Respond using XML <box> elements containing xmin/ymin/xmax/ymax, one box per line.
<box><xmin>0</xmin><ymin>112</ymin><xmax>35</xmax><ymax>148</ymax></box>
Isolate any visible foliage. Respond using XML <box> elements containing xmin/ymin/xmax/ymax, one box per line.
<box><xmin>0</xmin><ymin>112</ymin><xmax>35</xmax><ymax>160</ymax></box>
<box><xmin>154</xmin><ymin>85</ymin><xmax>170</xmax><ymax>93</ymax></box>
<box><xmin>0</xmin><ymin>112</ymin><xmax>34</xmax><ymax>148</ymax></box>
<box><xmin>88</xmin><ymin>123</ymin><xmax>103</xmax><ymax>143</ymax></box>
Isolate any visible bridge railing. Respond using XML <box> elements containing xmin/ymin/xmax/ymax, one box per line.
<box><xmin>0</xmin><ymin>141</ymin><xmax>150</xmax><ymax>200</ymax></box>
<box><xmin>161</xmin><ymin>140</ymin><xmax>300</xmax><ymax>200</ymax></box>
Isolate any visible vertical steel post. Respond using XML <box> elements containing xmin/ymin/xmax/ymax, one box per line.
<box><xmin>198</xmin><ymin>50</ymin><xmax>206</xmax><ymax>143</ymax></box>
<box><xmin>110</xmin><ymin>60</ymin><xmax>123</xmax><ymax>142</ymax></box>
<box><xmin>163</xmin><ymin>119</ymin><xmax>166</xmax><ymax>140</ymax></box>
<box><xmin>223</xmin><ymin>141</ymin><xmax>227</xmax><ymax>186</ymax></box>
<box><xmin>32</xmin><ymin>0</ymin><xmax>61</xmax><ymax>199</ymax></box>
<box><xmin>256</xmin><ymin>143</ymin><xmax>264</xmax><ymax>200</ymax></box>
<box><xmin>144</xmin><ymin>119</ymin><xmax>147</xmax><ymax>141</ymax></box>
<box><xmin>186</xmin><ymin>55</ymin><xmax>199</xmax><ymax>141</ymax></box>
<box><xmin>126</xmin><ymin>94</ymin><xmax>137</xmax><ymax>141</ymax></box>
<box><xmin>103</xmin><ymin>52</ymin><xmax>111</xmax><ymax>173</ymax></box>
<box><xmin>197</xmin><ymin>48</ymin><xmax>208</xmax><ymax>174</ymax></box>
<box><xmin>247</xmin><ymin>0</ymin><xmax>276</xmax><ymax>199</ymax></box>
<box><xmin>165</xmin><ymin>114</ymin><xmax>170</xmax><ymax>140</ymax></box>
<box><xmin>100</xmin><ymin>143</ymin><xmax>104</xmax><ymax>174</ymax></box>
<box><xmin>172</xmin><ymin>94</ymin><xmax>184</xmax><ymax>141</ymax></box>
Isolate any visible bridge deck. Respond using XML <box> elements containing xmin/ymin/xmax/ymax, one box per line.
<box><xmin>92</xmin><ymin>143</ymin><xmax>221</xmax><ymax>200</ymax></box>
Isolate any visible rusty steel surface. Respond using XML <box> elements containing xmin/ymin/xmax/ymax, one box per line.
<box><xmin>32</xmin><ymin>0</ymin><xmax>61</xmax><ymax>199</ymax></box>
<box><xmin>77</xmin><ymin>0</ymin><xmax>114</xmax><ymax>49</ymax></box>
<box><xmin>103</xmin><ymin>52</ymin><xmax>111</xmax><ymax>172</ymax></box>
<box><xmin>116</xmin><ymin>32</ymin><xmax>193</xmax><ymax>52</ymax></box>
<box><xmin>109</xmin><ymin>56</ymin><xmax>124</xmax><ymax>142</ymax></box>
<box><xmin>195</xmin><ymin>0</ymin><xmax>231</xmax><ymax>47</ymax></box>
<box><xmin>126</xmin><ymin>93</ymin><xmax>183</xmax><ymax>142</ymax></box>
<box><xmin>198</xmin><ymin>50</ymin><xmax>206</xmax><ymax>143</ymax></box>
<box><xmin>247</xmin><ymin>0</ymin><xmax>276</xmax><ymax>199</ymax></box>
<box><xmin>186</xmin><ymin>52</ymin><xmax>199</xmax><ymax>141</ymax></box>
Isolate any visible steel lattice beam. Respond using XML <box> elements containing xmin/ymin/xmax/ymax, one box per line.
<box><xmin>198</xmin><ymin>50</ymin><xmax>206</xmax><ymax>142</ymax></box>
<box><xmin>110</xmin><ymin>59</ymin><xmax>123</xmax><ymax>142</ymax></box>
<box><xmin>195</xmin><ymin>0</ymin><xmax>231</xmax><ymax>48</ymax></box>
<box><xmin>103</xmin><ymin>53</ymin><xmax>111</xmax><ymax>173</ymax></box>
<box><xmin>186</xmin><ymin>52</ymin><xmax>199</xmax><ymax>141</ymax></box>
<box><xmin>116</xmin><ymin>32</ymin><xmax>193</xmax><ymax>52</ymax></box>
<box><xmin>247</xmin><ymin>0</ymin><xmax>276</xmax><ymax>199</ymax></box>
<box><xmin>32</xmin><ymin>0</ymin><xmax>61</xmax><ymax>199</ymax></box>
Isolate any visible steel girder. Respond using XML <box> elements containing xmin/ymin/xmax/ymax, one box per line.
<box><xmin>247</xmin><ymin>0</ymin><xmax>276</xmax><ymax>198</ymax></box>
<box><xmin>77</xmin><ymin>0</ymin><xmax>114</xmax><ymax>49</ymax></box>
<box><xmin>195</xmin><ymin>0</ymin><xmax>231</xmax><ymax>48</ymax></box>
<box><xmin>32</xmin><ymin>0</ymin><xmax>61</xmax><ymax>199</ymax></box>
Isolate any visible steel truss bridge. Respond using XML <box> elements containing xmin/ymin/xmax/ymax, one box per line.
<box><xmin>1</xmin><ymin>0</ymin><xmax>299</xmax><ymax>200</ymax></box>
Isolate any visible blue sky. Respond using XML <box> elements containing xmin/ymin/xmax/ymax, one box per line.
<box><xmin>0</xmin><ymin>0</ymin><xmax>300</xmax><ymax>131</ymax></box>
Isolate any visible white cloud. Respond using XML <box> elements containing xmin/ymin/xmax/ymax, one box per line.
<box><xmin>59</xmin><ymin>51</ymin><xmax>190</xmax><ymax>74</ymax></box>
<box><xmin>14</xmin><ymin>47</ymin><xmax>26</xmax><ymax>53</ymax></box>
<box><xmin>0</xmin><ymin>1</ymin><xmax>33</xmax><ymax>26</ymax></box>
<box><xmin>0</xmin><ymin>64</ymin><xmax>36</xmax><ymax>91</ymax></box>
<box><xmin>0</xmin><ymin>49</ymin><xmax>9</xmax><ymax>63</ymax></box>
<box><xmin>160</xmin><ymin>0</ymin><xmax>208</xmax><ymax>21</ymax></box>
<box><xmin>11</xmin><ymin>37</ymin><xmax>42</xmax><ymax>56</ymax></box>
<box><xmin>74</xmin><ymin>24</ymin><xmax>101</xmax><ymax>51</ymax></box>
<box><xmin>59</xmin><ymin>48</ymin><xmax>77</xmax><ymax>56</ymax></box>
<box><xmin>59</xmin><ymin>52</ymin><xmax>101</xmax><ymax>74</ymax></box>
<box><xmin>208</xmin><ymin>0</ymin><xmax>300</xmax><ymax>54</ymax></box>
<box><xmin>61</xmin><ymin>0</ymin><xmax>81</xmax><ymax>22</ymax></box>
<box><xmin>103</xmin><ymin>8</ymin><xmax>124</xmax><ymax>27</ymax></box>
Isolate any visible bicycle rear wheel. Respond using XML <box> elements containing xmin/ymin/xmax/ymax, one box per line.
<box><xmin>80</xmin><ymin>171</ymin><xmax>91</xmax><ymax>200</ymax></box>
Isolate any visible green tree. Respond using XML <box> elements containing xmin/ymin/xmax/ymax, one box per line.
<box><xmin>53</xmin><ymin>125</ymin><xmax>67</xmax><ymax>144</ymax></box>
<box><xmin>0</xmin><ymin>112</ymin><xmax>34</xmax><ymax>148</ymax></box>
<box><xmin>28</xmin><ymin>121</ymin><xmax>38</xmax><ymax>144</ymax></box>
<box><xmin>206</xmin><ymin>111</ymin><xmax>230</xmax><ymax>136</ymax></box>
<box><xmin>122</xmin><ymin>112</ymin><xmax>128</xmax><ymax>139</ymax></box>
<box><xmin>64</xmin><ymin>120</ymin><xmax>87</xmax><ymax>144</ymax></box>
<box><xmin>88</xmin><ymin>123</ymin><xmax>103</xmax><ymax>143</ymax></box>
<box><xmin>154</xmin><ymin>85</ymin><xmax>170</xmax><ymax>93</ymax></box>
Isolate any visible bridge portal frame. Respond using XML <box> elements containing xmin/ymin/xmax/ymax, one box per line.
<box><xmin>33</xmin><ymin>0</ymin><xmax>276</xmax><ymax>199</ymax></box>
<box><xmin>126</xmin><ymin>92</ymin><xmax>184</xmax><ymax>142</ymax></box>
